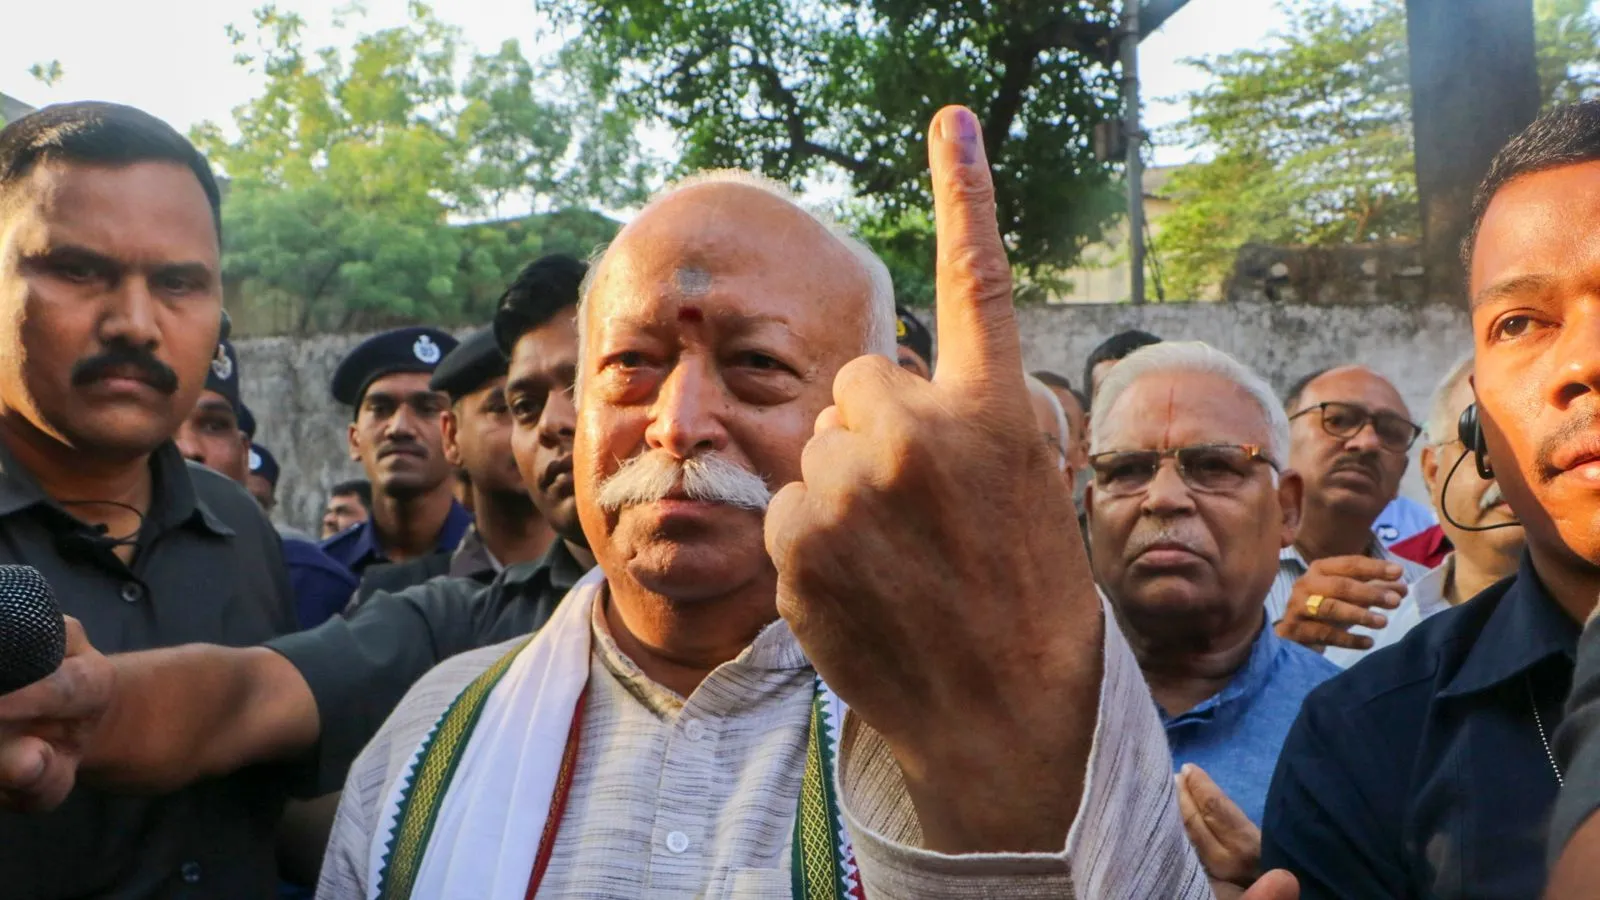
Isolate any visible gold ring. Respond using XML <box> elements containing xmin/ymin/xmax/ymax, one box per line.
<box><xmin>1305</xmin><ymin>594</ymin><xmax>1326</xmax><ymax>618</ymax></box>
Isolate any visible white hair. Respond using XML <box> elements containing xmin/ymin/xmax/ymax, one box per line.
<box><xmin>1025</xmin><ymin>373</ymin><xmax>1070</xmax><ymax>472</ymax></box>
<box><xmin>1090</xmin><ymin>341</ymin><xmax>1291</xmax><ymax>467</ymax></box>
<box><xmin>1425</xmin><ymin>353</ymin><xmax>1474</xmax><ymax>447</ymax></box>
<box><xmin>575</xmin><ymin>170</ymin><xmax>897</xmax><ymax>393</ymax></box>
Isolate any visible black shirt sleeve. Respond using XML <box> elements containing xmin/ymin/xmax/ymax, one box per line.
<box><xmin>265</xmin><ymin>575</ymin><xmax>487</xmax><ymax>796</ymax></box>
<box><xmin>1553</xmin><ymin>614</ymin><xmax>1600</xmax><ymax>865</ymax></box>
<box><xmin>1261</xmin><ymin>689</ymin><xmax>1412</xmax><ymax>899</ymax></box>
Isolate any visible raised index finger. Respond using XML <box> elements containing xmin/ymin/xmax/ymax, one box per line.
<box><xmin>927</xmin><ymin>105</ymin><xmax>1023</xmax><ymax>393</ymax></box>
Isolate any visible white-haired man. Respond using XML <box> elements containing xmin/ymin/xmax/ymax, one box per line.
<box><xmin>1085</xmin><ymin>341</ymin><xmax>1340</xmax><ymax>891</ymax></box>
<box><xmin>0</xmin><ymin>109</ymin><xmax>1304</xmax><ymax>900</ymax></box>
<box><xmin>1280</xmin><ymin>356</ymin><xmax>1524</xmax><ymax>666</ymax></box>
<box><xmin>1026</xmin><ymin>373</ymin><xmax>1074</xmax><ymax>490</ymax></box>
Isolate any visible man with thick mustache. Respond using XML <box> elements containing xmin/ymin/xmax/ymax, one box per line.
<box><xmin>1292</xmin><ymin>356</ymin><xmax>1525</xmax><ymax>667</ymax></box>
<box><xmin>1262</xmin><ymin>100</ymin><xmax>1600</xmax><ymax>900</ymax></box>
<box><xmin>1082</xmin><ymin>341</ymin><xmax>1336</xmax><ymax>893</ymax></box>
<box><xmin>0</xmin><ymin>103</ymin><xmax>299</xmax><ymax>897</ymax></box>
<box><xmin>0</xmin><ymin>109</ymin><xmax>1307</xmax><ymax>900</ymax></box>
<box><xmin>1267</xmin><ymin>366</ymin><xmax>1430</xmax><ymax>661</ymax></box>
<box><xmin>320</xmin><ymin>326</ymin><xmax>471</xmax><ymax>575</ymax></box>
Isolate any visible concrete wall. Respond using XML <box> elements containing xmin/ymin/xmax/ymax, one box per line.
<box><xmin>238</xmin><ymin>300</ymin><xmax>1472</xmax><ymax>534</ymax></box>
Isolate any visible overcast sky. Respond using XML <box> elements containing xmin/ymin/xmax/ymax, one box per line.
<box><xmin>3</xmin><ymin>0</ymin><xmax>1287</xmax><ymax>182</ymax></box>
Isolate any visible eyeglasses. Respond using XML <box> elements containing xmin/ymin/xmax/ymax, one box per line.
<box><xmin>1088</xmin><ymin>443</ymin><xmax>1279</xmax><ymax>497</ymax></box>
<box><xmin>1042</xmin><ymin>432</ymin><xmax>1068</xmax><ymax>472</ymax></box>
<box><xmin>1289</xmin><ymin>401</ymin><xmax>1421</xmax><ymax>452</ymax></box>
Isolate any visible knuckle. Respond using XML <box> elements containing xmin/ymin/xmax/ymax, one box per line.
<box><xmin>943</xmin><ymin>243</ymin><xmax>1013</xmax><ymax>294</ymax></box>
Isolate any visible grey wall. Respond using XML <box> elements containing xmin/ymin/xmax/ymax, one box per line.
<box><xmin>238</xmin><ymin>301</ymin><xmax>1473</xmax><ymax>534</ymax></box>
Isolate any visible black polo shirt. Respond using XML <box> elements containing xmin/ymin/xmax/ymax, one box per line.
<box><xmin>267</xmin><ymin>537</ymin><xmax>588</xmax><ymax>793</ymax></box>
<box><xmin>1261</xmin><ymin>553</ymin><xmax>1577</xmax><ymax>899</ymax></box>
<box><xmin>0</xmin><ymin>440</ymin><xmax>298</xmax><ymax>900</ymax></box>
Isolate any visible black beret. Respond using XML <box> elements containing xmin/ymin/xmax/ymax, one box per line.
<box><xmin>331</xmin><ymin>326</ymin><xmax>459</xmax><ymax>407</ymax></box>
<box><xmin>430</xmin><ymin>328</ymin><xmax>507</xmax><ymax>402</ymax></box>
<box><xmin>237</xmin><ymin>403</ymin><xmax>257</xmax><ymax>440</ymax></box>
<box><xmin>895</xmin><ymin>305</ymin><xmax>933</xmax><ymax>366</ymax></box>
<box><xmin>205</xmin><ymin>337</ymin><xmax>242</xmax><ymax>412</ymax></box>
<box><xmin>248</xmin><ymin>443</ymin><xmax>280</xmax><ymax>487</ymax></box>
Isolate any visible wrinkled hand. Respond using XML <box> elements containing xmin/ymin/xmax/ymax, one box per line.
<box><xmin>765</xmin><ymin>105</ymin><xmax>1098</xmax><ymax>855</ymax></box>
<box><xmin>0</xmin><ymin>617</ymin><xmax>113</xmax><ymax>811</ymax></box>
<box><xmin>1275</xmin><ymin>556</ymin><xmax>1405</xmax><ymax>651</ymax></box>
<box><xmin>1178</xmin><ymin>764</ymin><xmax>1261</xmax><ymax>888</ymax></box>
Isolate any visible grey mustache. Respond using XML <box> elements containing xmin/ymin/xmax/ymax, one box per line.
<box><xmin>1479</xmin><ymin>482</ymin><xmax>1505</xmax><ymax>513</ymax></box>
<box><xmin>596</xmin><ymin>450</ymin><xmax>772</xmax><ymax>512</ymax></box>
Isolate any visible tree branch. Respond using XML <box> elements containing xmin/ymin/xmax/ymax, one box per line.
<box><xmin>724</xmin><ymin>39</ymin><xmax>880</xmax><ymax>182</ymax></box>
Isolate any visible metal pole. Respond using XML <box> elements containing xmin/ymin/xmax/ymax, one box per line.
<box><xmin>1121</xmin><ymin>0</ymin><xmax>1146</xmax><ymax>304</ymax></box>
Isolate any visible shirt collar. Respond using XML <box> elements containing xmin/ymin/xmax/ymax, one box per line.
<box><xmin>0</xmin><ymin>437</ymin><xmax>230</xmax><ymax>537</ymax></box>
<box><xmin>1404</xmin><ymin>554</ymin><xmax>1455</xmax><ymax>620</ymax></box>
<box><xmin>1164</xmin><ymin>620</ymin><xmax>1281</xmax><ymax>724</ymax></box>
<box><xmin>447</xmin><ymin>525</ymin><xmax>500</xmax><ymax>578</ymax></box>
<box><xmin>1439</xmin><ymin>552</ymin><xmax>1579</xmax><ymax>699</ymax></box>
<box><xmin>345</xmin><ymin>499</ymin><xmax>473</xmax><ymax>566</ymax></box>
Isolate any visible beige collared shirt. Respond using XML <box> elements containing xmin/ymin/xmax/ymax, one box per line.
<box><xmin>318</xmin><ymin>589</ymin><xmax>1210</xmax><ymax>899</ymax></box>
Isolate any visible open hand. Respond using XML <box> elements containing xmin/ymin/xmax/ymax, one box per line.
<box><xmin>764</xmin><ymin>105</ymin><xmax>1098</xmax><ymax>855</ymax></box>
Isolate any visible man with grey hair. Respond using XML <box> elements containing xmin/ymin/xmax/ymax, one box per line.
<box><xmin>1086</xmin><ymin>341</ymin><xmax>1337</xmax><ymax>892</ymax></box>
<box><xmin>0</xmin><ymin>109</ymin><xmax>1298</xmax><ymax>900</ymax></box>
<box><xmin>1026</xmin><ymin>373</ymin><xmax>1074</xmax><ymax>489</ymax></box>
<box><xmin>1287</xmin><ymin>356</ymin><xmax>1524</xmax><ymax>667</ymax></box>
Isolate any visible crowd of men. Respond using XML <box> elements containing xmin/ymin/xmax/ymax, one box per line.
<box><xmin>4</xmin><ymin>94</ymin><xmax>1600</xmax><ymax>900</ymax></box>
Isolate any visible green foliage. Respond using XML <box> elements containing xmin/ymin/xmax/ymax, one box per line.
<box><xmin>545</xmin><ymin>0</ymin><xmax>1129</xmax><ymax>293</ymax></box>
<box><xmin>28</xmin><ymin>60</ymin><xmax>64</xmax><ymax>88</ymax></box>
<box><xmin>197</xmin><ymin>3</ymin><xmax>642</xmax><ymax>334</ymax></box>
<box><xmin>1158</xmin><ymin>0</ymin><xmax>1600</xmax><ymax>300</ymax></box>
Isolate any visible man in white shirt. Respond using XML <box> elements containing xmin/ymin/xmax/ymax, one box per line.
<box><xmin>314</xmin><ymin>109</ymin><xmax>1294</xmax><ymax>899</ymax></box>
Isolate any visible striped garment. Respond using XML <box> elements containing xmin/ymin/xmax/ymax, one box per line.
<box><xmin>318</xmin><ymin>593</ymin><xmax>1211</xmax><ymax>900</ymax></box>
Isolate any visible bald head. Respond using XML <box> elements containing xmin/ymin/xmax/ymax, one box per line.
<box><xmin>579</xmin><ymin>173</ymin><xmax>895</xmax><ymax>369</ymax></box>
<box><xmin>571</xmin><ymin>171</ymin><xmax>899</xmax><ymax>600</ymax></box>
<box><xmin>1287</xmin><ymin>364</ymin><xmax>1414</xmax><ymax>528</ymax></box>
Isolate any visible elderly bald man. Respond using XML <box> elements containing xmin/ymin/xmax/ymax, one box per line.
<box><xmin>0</xmin><ymin>109</ymin><xmax>1302</xmax><ymax>900</ymax></box>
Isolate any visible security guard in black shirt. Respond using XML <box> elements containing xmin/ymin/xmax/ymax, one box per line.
<box><xmin>0</xmin><ymin>103</ymin><xmax>298</xmax><ymax>897</ymax></box>
<box><xmin>0</xmin><ymin>254</ymin><xmax>598</xmax><ymax>862</ymax></box>
<box><xmin>353</xmin><ymin>327</ymin><xmax>555</xmax><ymax>604</ymax></box>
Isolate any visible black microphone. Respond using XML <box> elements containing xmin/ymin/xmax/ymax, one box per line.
<box><xmin>0</xmin><ymin>565</ymin><xmax>67</xmax><ymax>694</ymax></box>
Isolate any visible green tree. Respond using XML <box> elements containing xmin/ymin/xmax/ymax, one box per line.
<box><xmin>196</xmin><ymin>3</ymin><xmax>642</xmax><ymax>334</ymax></box>
<box><xmin>546</xmin><ymin>0</ymin><xmax>1129</xmax><ymax>294</ymax></box>
<box><xmin>1157</xmin><ymin>0</ymin><xmax>1600</xmax><ymax>300</ymax></box>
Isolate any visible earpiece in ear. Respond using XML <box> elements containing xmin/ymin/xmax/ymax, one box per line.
<box><xmin>1457</xmin><ymin>403</ymin><xmax>1493</xmax><ymax>480</ymax></box>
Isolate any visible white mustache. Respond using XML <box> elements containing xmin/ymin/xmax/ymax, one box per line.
<box><xmin>596</xmin><ymin>450</ymin><xmax>772</xmax><ymax>512</ymax></box>
<box><xmin>1480</xmin><ymin>482</ymin><xmax>1505</xmax><ymax>513</ymax></box>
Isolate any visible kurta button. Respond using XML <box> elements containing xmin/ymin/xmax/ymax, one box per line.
<box><xmin>180</xmin><ymin>862</ymin><xmax>201</xmax><ymax>884</ymax></box>
<box><xmin>120</xmin><ymin>582</ymin><xmax>143</xmax><ymax>603</ymax></box>
<box><xmin>683</xmin><ymin>720</ymin><xmax>706</xmax><ymax>742</ymax></box>
<box><xmin>665</xmin><ymin>831</ymin><xmax>690</xmax><ymax>854</ymax></box>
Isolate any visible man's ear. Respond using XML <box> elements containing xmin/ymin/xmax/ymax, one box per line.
<box><xmin>441</xmin><ymin>408</ymin><xmax>464</xmax><ymax>468</ymax></box>
<box><xmin>347</xmin><ymin>422</ymin><xmax>362</xmax><ymax>463</ymax></box>
<box><xmin>1277</xmin><ymin>469</ymin><xmax>1304</xmax><ymax>549</ymax></box>
<box><xmin>1420</xmin><ymin>444</ymin><xmax>1441</xmax><ymax>494</ymax></box>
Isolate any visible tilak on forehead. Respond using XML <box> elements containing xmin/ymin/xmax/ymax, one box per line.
<box><xmin>673</xmin><ymin>266</ymin><xmax>712</xmax><ymax>322</ymax></box>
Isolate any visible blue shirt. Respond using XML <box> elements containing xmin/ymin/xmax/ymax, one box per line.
<box><xmin>281</xmin><ymin>537</ymin><xmax>358</xmax><ymax>630</ymax></box>
<box><xmin>319</xmin><ymin>500</ymin><xmax>472</xmax><ymax>574</ymax></box>
<box><xmin>1262</xmin><ymin>553</ymin><xmax>1577</xmax><ymax>900</ymax></box>
<box><xmin>1373</xmin><ymin>495</ymin><xmax>1438</xmax><ymax>546</ymax></box>
<box><xmin>1163</xmin><ymin>625</ymin><xmax>1339</xmax><ymax>825</ymax></box>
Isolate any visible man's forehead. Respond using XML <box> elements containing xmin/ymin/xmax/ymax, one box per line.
<box><xmin>5</xmin><ymin>160</ymin><xmax>218</xmax><ymax>262</ymax></box>
<box><xmin>1102</xmin><ymin>372</ymin><xmax>1269</xmax><ymax>448</ymax></box>
<box><xmin>509</xmin><ymin>316</ymin><xmax>578</xmax><ymax>378</ymax></box>
<box><xmin>1469</xmin><ymin>161</ymin><xmax>1600</xmax><ymax>307</ymax></box>
<box><xmin>365</xmin><ymin>371</ymin><xmax>440</xmax><ymax>399</ymax></box>
<box><xmin>1301</xmin><ymin>366</ymin><xmax>1406</xmax><ymax>413</ymax></box>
